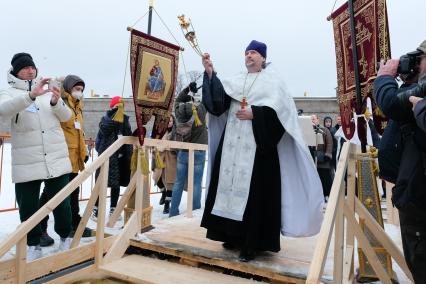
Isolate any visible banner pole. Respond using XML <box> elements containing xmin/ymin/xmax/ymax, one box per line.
<box><xmin>147</xmin><ymin>0</ymin><xmax>154</xmax><ymax>35</ymax></box>
<box><xmin>348</xmin><ymin>0</ymin><xmax>367</xmax><ymax>153</ymax></box>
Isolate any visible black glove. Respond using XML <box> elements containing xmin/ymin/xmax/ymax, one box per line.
<box><xmin>84</xmin><ymin>155</ymin><xmax>89</xmax><ymax>163</ymax></box>
<box><xmin>189</xmin><ymin>82</ymin><xmax>198</xmax><ymax>93</ymax></box>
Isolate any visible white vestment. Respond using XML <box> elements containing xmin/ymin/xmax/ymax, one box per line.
<box><xmin>207</xmin><ymin>64</ymin><xmax>324</xmax><ymax>237</ymax></box>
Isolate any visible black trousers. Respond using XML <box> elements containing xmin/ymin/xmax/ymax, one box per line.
<box><xmin>16</xmin><ymin>175</ymin><xmax>71</xmax><ymax>246</ymax></box>
<box><xmin>399</xmin><ymin>206</ymin><xmax>426</xmax><ymax>283</ymax></box>
<box><xmin>40</xmin><ymin>173</ymin><xmax>80</xmax><ymax>231</ymax></box>
<box><xmin>318</xmin><ymin>168</ymin><xmax>333</xmax><ymax>198</ymax></box>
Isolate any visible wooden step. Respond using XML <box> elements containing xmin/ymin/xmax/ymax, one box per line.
<box><xmin>100</xmin><ymin>255</ymin><xmax>259</xmax><ymax>284</ymax></box>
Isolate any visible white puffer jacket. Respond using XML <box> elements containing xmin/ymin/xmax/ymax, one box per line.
<box><xmin>0</xmin><ymin>71</ymin><xmax>72</xmax><ymax>183</ymax></box>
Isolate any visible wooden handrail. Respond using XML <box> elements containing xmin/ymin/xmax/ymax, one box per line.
<box><xmin>0</xmin><ymin>135</ymin><xmax>207</xmax><ymax>258</ymax></box>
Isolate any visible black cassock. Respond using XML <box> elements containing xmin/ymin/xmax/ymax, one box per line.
<box><xmin>201</xmin><ymin>73</ymin><xmax>285</xmax><ymax>252</ymax></box>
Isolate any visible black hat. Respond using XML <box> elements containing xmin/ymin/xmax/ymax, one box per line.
<box><xmin>11</xmin><ymin>53</ymin><xmax>36</xmax><ymax>76</ymax></box>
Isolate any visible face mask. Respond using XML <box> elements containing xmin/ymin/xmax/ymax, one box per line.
<box><xmin>71</xmin><ymin>91</ymin><xmax>83</xmax><ymax>100</ymax></box>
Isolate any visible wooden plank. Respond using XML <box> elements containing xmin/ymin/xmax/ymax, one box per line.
<box><xmin>186</xmin><ymin>149</ymin><xmax>195</xmax><ymax>218</ymax></box>
<box><xmin>15</xmin><ymin>236</ymin><xmax>26</xmax><ymax>284</ymax></box>
<box><xmin>0</xmin><ymin>236</ymin><xmax>116</xmax><ymax>283</ymax></box>
<box><xmin>342</xmin><ymin>245</ymin><xmax>354</xmax><ymax>284</ymax></box>
<box><xmin>135</xmin><ymin>147</ymin><xmax>144</xmax><ymax>230</ymax></box>
<box><xmin>26</xmin><ymin>235</ymin><xmax>116</xmax><ymax>281</ymax></box>
<box><xmin>44</xmin><ymin>265</ymin><xmax>100</xmax><ymax>284</ymax></box>
<box><xmin>0</xmin><ymin>259</ymin><xmax>15</xmax><ymax>283</ymax></box>
<box><xmin>103</xmin><ymin>213</ymin><xmax>139</xmax><ymax>264</ymax></box>
<box><xmin>95</xmin><ymin>161</ymin><xmax>109</xmax><ymax>268</ymax></box>
<box><xmin>333</xmin><ymin>183</ymin><xmax>344</xmax><ymax>283</ymax></box>
<box><xmin>107</xmin><ymin>174</ymin><xmax>136</xmax><ymax>228</ymax></box>
<box><xmin>130</xmin><ymin>239</ymin><xmax>306</xmax><ymax>284</ymax></box>
<box><xmin>306</xmin><ymin>142</ymin><xmax>351</xmax><ymax>284</ymax></box>
<box><xmin>354</xmin><ymin>198</ymin><xmax>414</xmax><ymax>282</ymax></box>
<box><xmin>343</xmin><ymin>203</ymin><xmax>392</xmax><ymax>284</ymax></box>
<box><xmin>344</xmin><ymin>144</ymin><xmax>357</xmax><ymax>282</ymax></box>
<box><xmin>100</xmin><ymin>254</ymin><xmax>264</xmax><ymax>284</ymax></box>
<box><xmin>71</xmin><ymin>180</ymin><xmax>100</xmax><ymax>248</ymax></box>
<box><xmin>143</xmin><ymin>138</ymin><xmax>208</xmax><ymax>151</ymax></box>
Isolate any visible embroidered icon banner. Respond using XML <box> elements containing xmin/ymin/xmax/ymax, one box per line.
<box><xmin>330</xmin><ymin>0</ymin><xmax>390</xmax><ymax>140</ymax></box>
<box><xmin>129</xmin><ymin>29</ymin><xmax>180</xmax><ymax>144</ymax></box>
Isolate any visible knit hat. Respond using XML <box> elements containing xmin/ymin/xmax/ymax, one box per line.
<box><xmin>245</xmin><ymin>40</ymin><xmax>267</xmax><ymax>59</ymax></box>
<box><xmin>11</xmin><ymin>53</ymin><xmax>36</xmax><ymax>75</ymax></box>
<box><xmin>110</xmin><ymin>96</ymin><xmax>124</xmax><ymax>123</ymax></box>
<box><xmin>63</xmin><ymin>75</ymin><xmax>85</xmax><ymax>93</ymax></box>
<box><xmin>417</xmin><ymin>40</ymin><xmax>426</xmax><ymax>54</ymax></box>
<box><xmin>110</xmin><ymin>96</ymin><xmax>122</xmax><ymax>108</ymax></box>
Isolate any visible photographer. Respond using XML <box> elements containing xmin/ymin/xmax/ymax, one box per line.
<box><xmin>374</xmin><ymin>40</ymin><xmax>426</xmax><ymax>283</ymax></box>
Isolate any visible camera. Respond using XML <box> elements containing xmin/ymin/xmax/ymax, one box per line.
<box><xmin>48</xmin><ymin>78</ymin><xmax>62</xmax><ymax>90</ymax></box>
<box><xmin>397</xmin><ymin>50</ymin><xmax>422</xmax><ymax>75</ymax></box>
<box><xmin>397</xmin><ymin>76</ymin><xmax>426</xmax><ymax>110</ymax></box>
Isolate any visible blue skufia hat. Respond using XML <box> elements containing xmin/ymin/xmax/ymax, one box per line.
<box><xmin>245</xmin><ymin>40</ymin><xmax>267</xmax><ymax>59</ymax></box>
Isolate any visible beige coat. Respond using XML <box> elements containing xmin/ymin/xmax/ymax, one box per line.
<box><xmin>0</xmin><ymin>71</ymin><xmax>72</xmax><ymax>183</ymax></box>
<box><xmin>152</xmin><ymin>131</ymin><xmax>177</xmax><ymax>191</ymax></box>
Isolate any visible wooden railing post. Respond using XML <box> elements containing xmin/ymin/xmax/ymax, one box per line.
<box><xmin>343</xmin><ymin>144</ymin><xmax>357</xmax><ymax>283</ymax></box>
<box><xmin>95</xmin><ymin>160</ymin><xmax>109</xmax><ymax>268</ymax></box>
<box><xmin>15</xmin><ymin>236</ymin><xmax>27</xmax><ymax>284</ymax></box>
<box><xmin>135</xmin><ymin>147</ymin><xmax>144</xmax><ymax>231</ymax></box>
<box><xmin>186</xmin><ymin>149</ymin><xmax>195</xmax><ymax>218</ymax></box>
<box><xmin>306</xmin><ymin>142</ymin><xmax>350</xmax><ymax>283</ymax></box>
<box><xmin>333</xmin><ymin>182</ymin><xmax>345</xmax><ymax>283</ymax></box>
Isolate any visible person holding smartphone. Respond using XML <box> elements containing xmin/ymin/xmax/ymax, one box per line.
<box><xmin>0</xmin><ymin>53</ymin><xmax>73</xmax><ymax>261</ymax></box>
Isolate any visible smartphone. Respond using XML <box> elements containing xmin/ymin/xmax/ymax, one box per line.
<box><xmin>48</xmin><ymin>79</ymin><xmax>61</xmax><ymax>90</ymax></box>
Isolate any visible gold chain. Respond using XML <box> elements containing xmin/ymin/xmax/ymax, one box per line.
<box><xmin>242</xmin><ymin>71</ymin><xmax>261</xmax><ymax>100</ymax></box>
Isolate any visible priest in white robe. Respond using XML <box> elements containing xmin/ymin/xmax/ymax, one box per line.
<box><xmin>200</xmin><ymin>40</ymin><xmax>324</xmax><ymax>262</ymax></box>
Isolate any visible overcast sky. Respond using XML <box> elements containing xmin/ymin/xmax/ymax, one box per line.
<box><xmin>0</xmin><ymin>0</ymin><xmax>425</xmax><ymax>98</ymax></box>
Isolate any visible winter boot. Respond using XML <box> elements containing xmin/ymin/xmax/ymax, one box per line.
<box><xmin>163</xmin><ymin>201</ymin><xmax>170</xmax><ymax>214</ymax></box>
<box><xmin>40</xmin><ymin>231</ymin><xmax>54</xmax><ymax>247</ymax></box>
<box><xmin>159</xmin><ymin>189</ymin><xmax>166</xmax><ymax>205</ymax></box>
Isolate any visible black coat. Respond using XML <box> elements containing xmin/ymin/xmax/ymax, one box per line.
<box><xmin>414</xmin><ymin>98</ymin><xmax>426</xmax><ymax>133</ymax></box>
<box><xmin>374</xmin><ymin>76</ymin><xmax>425</xmax><ymax>182</ymax></box>
<box><xmin>95</xmin><ymin>109</ymin><xmax>132</xmax><ymax>188</ymax></box>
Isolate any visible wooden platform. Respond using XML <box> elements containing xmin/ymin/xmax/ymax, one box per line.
<box><xmin>129</xmin><ymin>210</ymin><xmax>334</xmax><ymax>284</ymax></box>
<box><xmin>100</xmin><ymin>254</ymin><xmax>259</xmax><ymax>284</ymax></box>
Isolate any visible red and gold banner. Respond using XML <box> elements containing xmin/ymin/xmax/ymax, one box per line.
<box><xmin>331</xmin><ymin>0</ymin><xmax>390</xmax><ymax>140</ymax></box>
<box><xmin>129</xmin><ymin>29</ymin><xmax>180</xmax><ymax>144</ymax></box>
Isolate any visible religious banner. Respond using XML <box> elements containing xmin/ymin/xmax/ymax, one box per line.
<box><xmin>129</xmin><ymin>29</ymin><xmax>180</xmax><ymax>144</ymax></box>
<box><xmin>330</xmin><ymin>0</ymin><xmax>390</xmax><ymax>140</ymax></box>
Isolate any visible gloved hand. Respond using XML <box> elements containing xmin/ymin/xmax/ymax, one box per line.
<box><xmin>84</xmin><ymin>155</ymin><xmax>89</xmax><ymax>163</ymax></box>
<box><xmin>189</xmin><ymin>82</ymin><xmax>198</xmax><ymax>93</ymax></box>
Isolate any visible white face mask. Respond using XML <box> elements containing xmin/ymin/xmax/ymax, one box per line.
<box><xmin>71</xmin><ymin>91</ymin><xmax>83</xmax><ymax>100</ymax></box>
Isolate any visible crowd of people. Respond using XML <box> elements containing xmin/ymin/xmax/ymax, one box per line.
<box><xmin>0</xmin><ymin>39</ymin><xmax>425</xmax><ymax>282</ymax></box>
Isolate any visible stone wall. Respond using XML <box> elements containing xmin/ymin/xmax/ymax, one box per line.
<box><xmin>0</xmin><ymin>97</ymin><xmax>339</xmax><ymax>139</ymax></box>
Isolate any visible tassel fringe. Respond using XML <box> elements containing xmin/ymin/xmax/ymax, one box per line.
<box><xmin>139</xmin><ymin>150</ymin><xmax>149</xmax><ymax>175</ymax></box>
<box><xmin>154</xmin><ymin>148</ymin><xmax>165</xmax><ymax>169</ymax></box>
<box><xmin>130</xmin><ymin>147</ymin><xmax>138</xmax><ymax>172</ymax></box>
<box><xmin>192</xmin><ymin>103</ymin><xmax>202</xmax><ymax>127</ymax></box>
